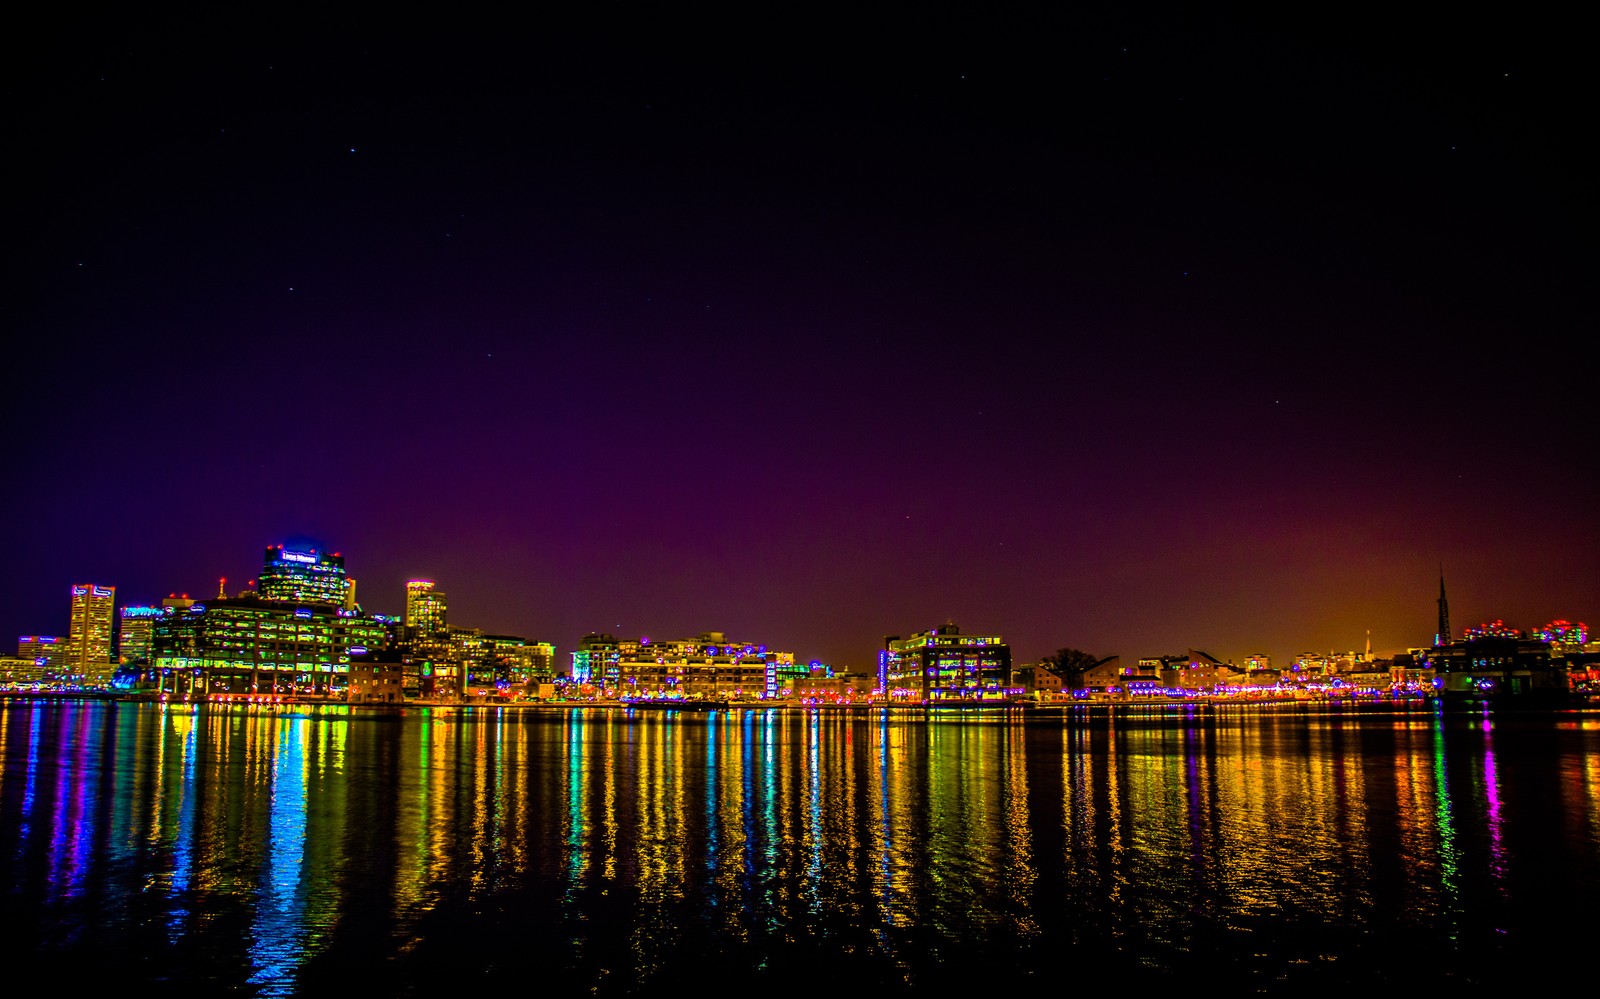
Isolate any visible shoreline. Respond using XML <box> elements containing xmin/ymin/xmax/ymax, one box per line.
<box><xmin>5</xmin><ymin>691</ymin><xmax>1593</xmax><ymax>713</ymax></box>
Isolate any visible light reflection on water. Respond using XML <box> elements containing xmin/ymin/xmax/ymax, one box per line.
<box><xmin>1</xmin><ymin>700</ymin><xmax>1597</xmax><ymax>994</ymax></box>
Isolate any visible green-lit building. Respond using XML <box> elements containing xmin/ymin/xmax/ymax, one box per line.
<box><xmin>879</xmin><ymin>623</ymin><xmax>1014</xmax><ymax>702</ymax></box>
<box><xmin>149</xmin><ymin>595</ymin><xmax>389</xmax><ymax>697</ymax></box>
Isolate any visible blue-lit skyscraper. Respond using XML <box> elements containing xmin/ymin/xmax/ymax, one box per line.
<box><xmin>118</xmin><ymin>605</ymin><xmax>161</xmax><ymax>664</ymax></box>
<box><xmin>257</xmin><ymin>546</ymin><xmax>353</xmax><ymax>608</ymax></box>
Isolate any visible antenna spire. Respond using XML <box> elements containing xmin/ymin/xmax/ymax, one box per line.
<box><xmin>1436</xmin><ymin>568</ymin><xmax>1451</xmax><ymax>646</ymax></box>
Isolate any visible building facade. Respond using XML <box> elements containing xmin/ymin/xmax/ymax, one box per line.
<box><xmin>118</xmin><ymin>605</ymin><xmax>161</xmax><ymax>664</ymax></box>
<box><xmin>257</xmin><ymin>546</ymin><xmax>354</xmax><ymax>608</ymax></box>
<box><xmin>569</xmin><ymin>632</ymin><xmax>793</xmax><ymax>700</ymax></box>
<box><xmin>1419</xmin><ymin>631</ymin><xmax>1562</xmax><ymax>699</ymax></box>
<box><xmin>1149</xmin><ymin>650</ymin><xmax>1238</xmax><ymax>692</ymax></box>
<box><xmin>571</xmin><ymin>633</ymin><xmax>623</xmax><ymax>688</ymax></box>
<box><xmin>793</xmin><ymin>669</ymin><xmax>876</xmax><ymax>702</ymax></box>
<box><xmin>880</xmin><ymin>623</ymin><xmax>1013</xmax><ymax>701</ymax></box>
<box><xmin>18</xmin><ymin>636</ymin><xmax>66</xmax><ymax>672</ymax></box>
<box><xmin>67</xmin><ymin>583</ymin><xmax>117</xmax><ymax>685</ymax></box>
<box><xmin>348</xmin><ymin>649</ymin><xmax>407</xmax><ymax>704</ymax></box>
<box><xmin>149</xmin><ymin>596</ymin><xmax>389</xmax><ymax>697</ymax></box>
<box><xmin>405</xmin><ymin>580</ymin><xmax>448</xmax><ymax>636</ymax></box>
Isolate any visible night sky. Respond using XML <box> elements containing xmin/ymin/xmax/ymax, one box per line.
<box><xmin>5</xmin><ymin>8</ymin><xmax>1592</xmax><ymax>671</ymax></box>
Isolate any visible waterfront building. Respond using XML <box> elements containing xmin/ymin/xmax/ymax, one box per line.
<box><xmin>118</xmin><ymin>605</ymin><xmax>161</xmax><ymax>664</ymax></box>
<box><xmin>1292</xmin><ymin>650</ymin><xmax>1366</xmax><ymax>677</ymax></box>
<box><xmin>1152</xmin><ymin>650</ymin><xmax>1237</xmax><ymax>692</ymax></box>
<box><xmin>18</xmin><ymin>635</ymin><xmax>66</xmax><ymax>672</ymax></box>
<box><xmin>67</xmin><ymin>583</ymin><xmax>116</xmax><ymax>685</ymax></box>
<box><xmin>771</xmin><ymin>658</ymin><xmax>819</xmax><ymax>697</ymax></box>
<box><xmin>0</xmin><ymin>654</ymin><xmax>52</xmax><ymax>688</ymax></box>
<box><xmin>347</xmin><ymin>649</ymin><xmax>406</xmax><ymax>704</ymax></box>
<box><xmin>596</xmin><ymin>632</ymin><xmax>793</xmax><ymax>699</ymax></box>
<box><xmin>1048</xmin><ymin>655</ymin><xmax>1151</xmax><ymax>698</ymax></box>
<box><xmin>149</xmin><ymin>595</ymin><xmax>389</xmax><ymax>697</ymax></box>
<box><xmin>387</xmin><ymin>583</ymin><xmax>557</xmax><ymax>701</ymax></box>
<box><xmin>1014</xmin><ymin>663</ymin><xmax>1066</xmax><ymax>699</ymax></box>
<box><xmin>481</xmin><ymin>635</ymin><xmax>557</xmax><ymax>693</ymax></box>
<box><xmin>793</xmin><ymin>669</ymin><xmax>875</xmax><ymax>702</ymax></box>
<box><xmin>1336</xmin><ymin>663</ymin><xmax>1397</xmax><ymax>692</ymax></box>
<box><xmin>257</xmin><ymin>545</ymin><xmax>354</xmax><ymax>608</ymax></box>
<box><xmin>1389</xmin><ymin>649</ymin><xmax>1429</xmax><ymax>687</ymax></box>
<box><xmin>879</xmin><ymin>623</ymin><xmax>1013</xmax><ymax>701</ymax></box>
<box><xmin>1418</xmin><ymin>631</ymin><xmax>1562</xmax><ymax>698</ymax></box>
<box><xmin>571</xmin><ymin>633</ymin><xmax>623</xmax><ymax>688</ymax></box>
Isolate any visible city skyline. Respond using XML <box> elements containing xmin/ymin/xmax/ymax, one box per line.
<box><xmin>4</xmin><ymin>10</ymin><xmax>1593</xmax><ymax>672</ymax></box>
<box><xmin>7</xmin><ymin>546</ymin><xmax>1589</xmax><ymax>673</ymax></box>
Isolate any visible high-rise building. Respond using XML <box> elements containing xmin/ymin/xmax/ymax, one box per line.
<box><xmin>405</xmin><ymin>580</ymin><xmax>448</xmax><ymax>635</ymax></box>
<box><xmin>879</xmin><ymin>623</ymin><xmax>1012</xmax><ymax>701</ymax></box>
<box><xmin>118</xmin><ymin>605</ymin><xmax>161</xmax><ymax>664</ymax></box>
<box><xmin>257</xmin><ymin>546</ymin><xmax>353</xmax><ymax>608</ymax></box>
<box><xmin>67</xmin><ymin>584</ymin><xmax>116</xmax><ymax>685</ymax></box>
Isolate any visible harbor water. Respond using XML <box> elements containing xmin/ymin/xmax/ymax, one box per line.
<box><xmin>2</xmin><ymin>699</ymin><xmax>1596</xmax><ymax>994</ymax></box>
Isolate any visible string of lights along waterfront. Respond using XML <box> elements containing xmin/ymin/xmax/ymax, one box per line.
<box><xmin>2</xmin><ymin>541</ymin><xmax>1594</xmax><ymax>707</ymax></box>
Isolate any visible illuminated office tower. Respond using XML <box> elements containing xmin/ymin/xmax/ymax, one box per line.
<box><xmin>257</xmin><ymin>545</ymin><xmax>353</xmax><ymax>607</ymax></box>
<box><xmin>67</xmin><ymin>584</ymin><xmax>116</xmax><ymax>685</ymax></box>
<box><xmin>879</xmin><ymin>622</ymin><xmax>1012</xmax><ymax>702</ymax></box>
<box><xmin>118</xmin><ymin>605</ymin><xmax>161</xmax><ymax>663</ymax></box>
<box><xmin>405</xmin><ymin>580</ymin><xmax>448</xmax><ymax>635</ymax></box>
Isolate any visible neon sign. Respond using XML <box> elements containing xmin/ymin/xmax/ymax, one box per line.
<box><xmin>280</xmin><ymin>550</ymin><xmax>317</xmax><ymax>564</ymax></box>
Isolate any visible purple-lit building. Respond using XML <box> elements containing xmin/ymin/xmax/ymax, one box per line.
<box><xmin>571</xmin><ymin>632</ymin><xmax>793</xmax><ymax>699</ymax></box>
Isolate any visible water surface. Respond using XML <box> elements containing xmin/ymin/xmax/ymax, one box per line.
<box><xmin>2</xmin><ymin>699</ymin><xmax>1595</xmax><ymax>994</ymax></box>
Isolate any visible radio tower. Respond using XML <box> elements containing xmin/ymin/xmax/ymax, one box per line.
<box><xmin>1436</xmin><ymin>569</ymin><xmax>1451</xmax><ymax>647</ymax></box>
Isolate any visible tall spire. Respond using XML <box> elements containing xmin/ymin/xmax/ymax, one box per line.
<box><xmin>1436</xmin><ymin>569</ymin><xmax>1451</xmax><ymax>646</ymax></box>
